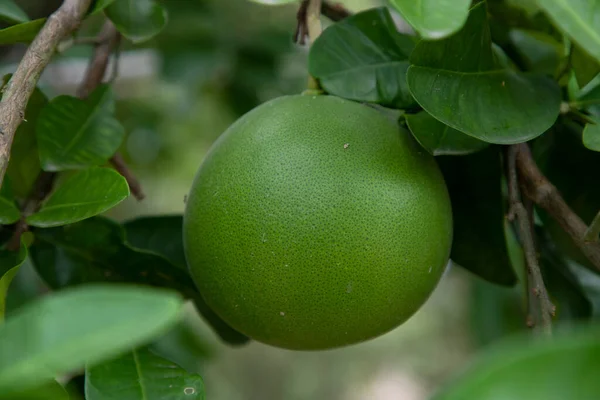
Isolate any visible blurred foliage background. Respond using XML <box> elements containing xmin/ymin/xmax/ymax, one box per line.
<box><xmin>1</xmin><ymin>0</ymin><xmax>529</xmax><ymax>399</ymax></box>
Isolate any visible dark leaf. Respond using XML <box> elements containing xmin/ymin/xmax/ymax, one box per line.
<box><xmin>106</xmin><ymin>0</ymin><xmax>168</xmax><ymax>43</ymax></box>
<box><xmin>309</xmin><ymin>8</ymin><xmax>417</xmax><ymax>109</ymax></box>
<box><xmin>85</xmin><ymin>347</ymin><xmax>205</xmax><ymax>400</ymax></box>
<box><xmin>407</xmin><ymin>2</ymin><xmax>561</xmax><ymax>144</ymax></box>
<box><xmin>37</xmin><ymin>85</ymin><xmax>125</xmax><ymax>171</ymax></box>
<box><xmin>572</xmin><ymin>45</ymin><xmax>600</xmax><ymax>87</ymax></box>
<box><xmin>0</xmin><ymin>195</ymin><xmax>19</xmax><ymax>225</ymax></box>
<box><xmin>405</xmin><ymin>111</ymin><xmax>488</xmax><ymax>156</ymax></box>
<box><xmin>88</xmin><ymin>0</ymin><xmax>118</xmax><ymax>14</ymax></box>
<box><xmin>389</xmin><ymin>0</ymin><xmax>470</xmax><ymax>39</ymax></box>
<box><xmin>438</xmin><ymin>147</ymin><xmax>517</xmax><ymax>286</ymax></box>
<box><xmin>0</xmin><ymin>0</ymin><xmax>29</xmax><ymax>25</ymax></box>
<box><xmin>583</xmin><ymin>122</ymin><xmax>600</xmax><ymax>151</ymax></box>
<box><xmin>0</xmin><ymin>284</ymin><xmax>182</xmax><ymax>394</ymax></box>
<box><xmin>537</xmin><ymin>0</ymin><xmax>600</xmax><ymax>63</ymax></box>
<box><xmin>0</xmin><ymin>240</ymin><xmax>27</xmax><ymax>321</ymax></box>
<box><xmin>0</xmin><ymin>18</ymin><xmax>45</xmax><ymax>45</ymax></box>
<box><xmin>26</xmin><ymin>167</ymin><xmax>129</xmax><ymax>228</ymax></box>
<box><xmin>508</xmin><ymin>29</ymin><xmax>561</xmax><ymax>75</ymax></box>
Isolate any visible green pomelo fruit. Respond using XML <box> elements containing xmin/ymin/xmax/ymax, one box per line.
<box><xmin>183</xmin><ymin>94</ymin><xmax>453</xmax><ymax>350</ymax></box>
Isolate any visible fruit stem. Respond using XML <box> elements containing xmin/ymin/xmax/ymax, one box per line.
<box><xmin>306</xmin><ymin>0</ymin><xmax>322</xmax><ymax>91</ymax></box>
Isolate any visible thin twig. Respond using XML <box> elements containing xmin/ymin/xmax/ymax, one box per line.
<box><xmin>584</xmin><ymin>210</ymin><xmax>600</xmax><ymax>243</ymax></box>
<box><xmin>0</xmin><ymin>0</ymin><xmax>92</xmax><ymax>191</ymax></box>
<box><xmin>321</xmin><ymin>2</ymin><xmax>351</xmax><ymax>21</ymax></box>
<box><xmin>515</xmin><ymin>143</ymin><xmax>600</xmax><ymax>271</ymax></box>
<box><xmin>506</xmin><ymin>145</ymin><xmax>554</xmax><ymax>335</ymax></box>
<box><xmin>110</xmin><ymin>153</ymin><xmax>145</xmax><ymax>200</ymax></box>
<box><xmin>295</xmin><ymin>1</ymin><xmax>351</xmax><ymax>45</ymax></box>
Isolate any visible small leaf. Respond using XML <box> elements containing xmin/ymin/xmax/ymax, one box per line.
<box><xmin>308</xmin><ymin>8</ymin><xmax>417</xmax><ymax>109</ymax></box>
<box><xmin>0</xmin><ymin>196</ymin><xmax>19</xmax><ymax>225</ymax></box>
<box><xmin>0</xmin><ymin>284</ymin><xmax>183</xmax><ymax>394</ymax></box>
<box><xmin>37</xmin><ymin>85</ymin><xmax>125</xmax><ymax>171</ymax></box>
<box><xmin>88</xmin><ymin>0</ymin><xmax>118</xmax><ymax>14</ymax></box>
<box><xmin>432</xmin><ymin>326</ymin><xmax>600</xmax><ymax>399</ymax></box>
<box><xmin>26</xmin><ymin>168</ymin><xmax>129</xmax><ymax>228</ymax></box>
<box><xmin>124</xmin><ymin>215</ymin><xmax>186</xmax><ymax>269</ymax></box>
<box><xmin>106</xmin><ymin>0</ymin><xmax>168</xmax><ymax>43</ymax></box>
<box><xmin>7</xmin><ymin>86</ymin><xmax>47</xmax><ymax>198</ymax></box>
<box><xmin>389</xmin><ymin>0</ymin><xmax>470</xmax><ymax>39</ymax></box>
<box><xmin>0</xmin><ymin>240</ymin><xmax>27</xmax><ymax>321</ymax></box>
<box><xmin>572</xmin><ymin>45</ymin><xmax>600</xmax><ymax>87</ymax></box>
<box><xmin>405</xmin><ymin>111</ymin><xmax>488</xmax><ymax>156</ymax></box>
<box><xmin>407</xmin><ymin>1</ymin><xmax>561</xmax><ymax>144</ymax></box>
<box><xmin>437</xmin><ymin>148</ymin><xmax>517</xmax><ymax>286</ymax></box>
<box><xmin>0</xmin><ymin>380</ymin><xmax>69</xmax><ymax>400</ymax></box>
<box><xmin>0</xmin><ymin>18</ymin><xmax>45</xmax><ymax>45</ymax></box>
<box><xmin>85</xmin><ymin>347</ymin><xmax>205</xmax><ymax>400</ymax></box>
<box><xmin>537</xmin><ymin>0</ymin><xmax>600</xmax><ymax>63</ymax></box>
<box><xmin>0</xmin><ymin>0</ymin><xmax>29</xmax><ymax>25</ymax></box>
<box><xmin>583</xmin><ymin>122</ymin><xmax>600</xmax><ymax>151</ymax></box>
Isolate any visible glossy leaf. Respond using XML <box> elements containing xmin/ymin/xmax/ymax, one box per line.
<box><xmin>537</xmin><ymin>0</ymin><xmax>600</xmax><ymax>63</ymax></box>
<box><xmin>405</xmin><ymin>111</ymin><xmax>488</xmax><ymax>156</ymax></box>
<box><xmin>124</xmin><ymin>215</ymin><xmax>186</xmax><ymax>269</ymax></box>
<box><xmin>572</xmin><ymin>45</ymin><xmax>600</xmax><ymax>87</ymax></box>
<box><xmin>389</xmin><ymin>0</ymin><xmax>470</xmax><ymax>39</ymax></box>
<box><xmin>0</xmin><ymin>240</ymin><xmax>27</xmax><ymax>321</ymax></box>
<box><xmin>0</xmin><ymin>196</ymin><xmax>19</xmax><ymax>224</ymax></box>
<box><xmin>0</xmin><ymin>380</ymin><xmax>69</xmax><ymax>400</ymax></box>
<box><xmin>0</xmin><ymin>18</ymin><xmax>45</xmax><ymax>45</ymax></box>
<box><xmin>89</xmin><ymin>0</ymin><xmax>118</xmax><ymax>14</ymax></box>
<box><xmin>106</xmin><ymin>0</ymin><xmax>168</xmax><ymax>43</ymax></box>
<box><xmin>437</xmin><ymin>148</ymin><xmax>517</xmax><ymax>286</ymax></box>
<box><xmin>37</xmin><ymin>85</ymin><xmax>125</xmax><ymax>171</ymax></box>
<box><xmin>7</xmin><ymin>86</ymin><xmax>47</xmax><ymax>198</ymax></box>
<box><xmin>583</xmin><ymin>122</ymin><xmax>600</xmax><ymax>151</ymax></box>
<box><xmin>85</xmin><ymin>347</ymin><xmax>205</xmax><ymax>400</ymax></box>
<box><xmin>407</xmin><ymin>2</ymin><xmax>561</xmax><ymax>144</ymax></box>
<box><xmin>0</xmin><ymin>0</ymin><xmax>29</xmax><ymax>25</ymax></box>
<box><xmin>26</xmin><ymin>168</ymin><xmax>129</xmax><ymax>228</ymax></box>
<box><xmin>30</xmin><ymin>217</ymin><xmax>250</xmax><ymax>346</ymax></box>
<box><xmin>432</xmin><ymin>327</ymin><xmax>600</xmax><ymax>399</ymax></box>
<box><xmin>509</xmin><ymin>29</ymin><xmax>561</xmax><ymax>75</ymax></box>
<box><xmin>0</xmin><ymin>285</ymin><xmax>183</xmax><ymax>394</ymax></box>
<box><xmin>309</xmin><ymin>8</ymin><xmax>416</xmax><ymax>109</ymax></box>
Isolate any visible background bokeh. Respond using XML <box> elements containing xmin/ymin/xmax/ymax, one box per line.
<box><xmin>3</xmin><ymin>1</ymin><xmax>527</xmax><ymax>398</ymax></box>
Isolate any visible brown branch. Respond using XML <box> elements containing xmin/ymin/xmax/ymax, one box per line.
<box><xmin>506</xmin><ymin>145</ymin><xmax>554</xmax><ymax>335</ymax></box>
<box><xmin>0</xmin><ymin>0</ymin><xmax>92</xmax><ymax>191</ymax></box>
<box><xmin>295</xmin><ymin>1</ymin><xmax>351</xmax><ymax>44</ymax></box>
<box><xmin>321</xmin><ymin>1</ymin><xmax>351</xmax><ymax>21</ymax></box>
<box><xmin>515</xmin><ymin>143</ymin><xmax>600</xmax><ymax>270</ymax></box>
<box><xmin>110</xmin><ymin>153</ymin><xmax>145</xmax><ymax>200</ymax></box>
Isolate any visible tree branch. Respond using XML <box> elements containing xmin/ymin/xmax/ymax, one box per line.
<box><xmin>321</xmin><ymin>1</ymin><xmax>351</xmax><ymax>21</ymax></box>
<box><xmin>110</xmin><ymin>153</ymin><xmax>144</xmax><ymax>200</ymax></box>
<box><xmin>0</xmin><ymin>0</ymin><xmax>92</xmax><ymax>191</ymax></box>
<box><xmin>295</xmin><ymin>1</ymin><xmax>351</xmax><ymax>44</ymax></box>
<box><xmin>506</xmin><ymin>145</ymin><xmax>554</xmax><ymax>335</ymax></box>
<box><xmin>515</xmin><ymin>143</ymin><xmax>600</xmax><ymax>271</ymax></box>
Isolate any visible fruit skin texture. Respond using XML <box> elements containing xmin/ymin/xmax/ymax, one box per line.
<box><xmin>183</xmin><ymin>94</ymin><xmax>453</xmax><ymax>350</ymax></box>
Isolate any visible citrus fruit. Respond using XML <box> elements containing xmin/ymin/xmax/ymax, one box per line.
<box><xmin>183</xmin><ymin>94</ymin><xmax>453</xmax><ymax>350</ymax></box>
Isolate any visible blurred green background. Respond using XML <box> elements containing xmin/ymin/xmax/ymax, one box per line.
<box><xmin>2</xmin><ymin>1</ymin><xmax>528</xmax><ymax>398</ymax></box>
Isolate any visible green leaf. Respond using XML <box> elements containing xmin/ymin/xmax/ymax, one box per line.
<box><xmin>407</xmin><ymin>2</ymin><xmax>561</xmax><ymax>144</ymax></box>
<box><xmin>405</xmin><ymin>111</ymin><xmax>488</xmax><ymax>156</ymax></box>
<box><xmin>0</xmin><ymin>0</ymin><xmax>30</xmax><ymax>25</ymax></box>
<box><xmin>583</xmin><ymin>122</ymin><xmax>600</xmax><ymax>151</ymax></box>
<box><xmin>0</xmin><ymin>240</ymin><xmax>27</xmax><ymax>321</ymax></box>
<box><xmin>0</xmin><ymin>196</ymin><xmax>19</xmax><ymax>224</ymax></box>
<box><xmin>537</xmin><ymin>0</ymin><xmax>600</xmax><ymax>63</ymax></box>
<box><xmin>432</xmin><ymin>326</ymin><xmax>600</xmax><ymax>399</ymax></box>
<box><xmin>389</xmin><ymin>0</ymin><xmax>470</xmax><ymax>39</ymax></box>
<box><xmin>308</xmin><ymin>8</ymin><xmax>417</xmax><ymax>109</ymax></box>
<box><xmin>26</xmin><ymin>167</ymin><xmax>129</xmax><ymax>228</ymax></box>
<box><xmin>106</xmin><ymin>0</ymin><xmax>168</xmax><ymax>44</ymax></box>
<box><xmin>248</xmin><ymin>0</ymin><xmax>296</xmax><ymax>4</ymax></box>
<box><xmin>89</xmin><ymin>0</ymin><xmax>118</xmax><ymax>14</ymax></box>
<box><xmin>508</xmin><ymin>29</ymin><xmax>561</xmax><ymax>75</ymax></box>
<box><xmin>0</xmin><ymin>380</ymin><xmax>69</xmax><ymax>400</ymax></box>
<box><xmin>124</xmin><ymin>215</ymin><xmax>186</xmax><ymax>269</ymax></box>
<box><xmin>0</xmin><ymin>284</ymin><xmax>183</xmax><ymax>394</ymax></box>
<box><xmin>572</xmin><ymin>45</ymin><xmax>600</xmax><ymax>87</ymax></box>
<box><xmin>85</xmin><ymin>347</ymin><xmax>205</xmax><ymax>400</ymax></box>
<box><xmin>37</xmin><ymin>85</ymin><xmax>125</xmax><ymax>171</ymax></box>
<box><xmin>29</xmin><ymin>217</ymin><xmax>251</xmax><ymax>347</ymax></box>
<box><xmin>437</xmin><ymin>148</ymin><xmax>517</xmax><ymax>286</ymax></box>
<box><xmin>0</xmin><ymin>18</ymin><xmax>45</xmax><ymax>45</ymax></box>
<box><xmin>7</xmin><ymin>86</ymin><xmax>47</xmax><ymax>198</ymax></box>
